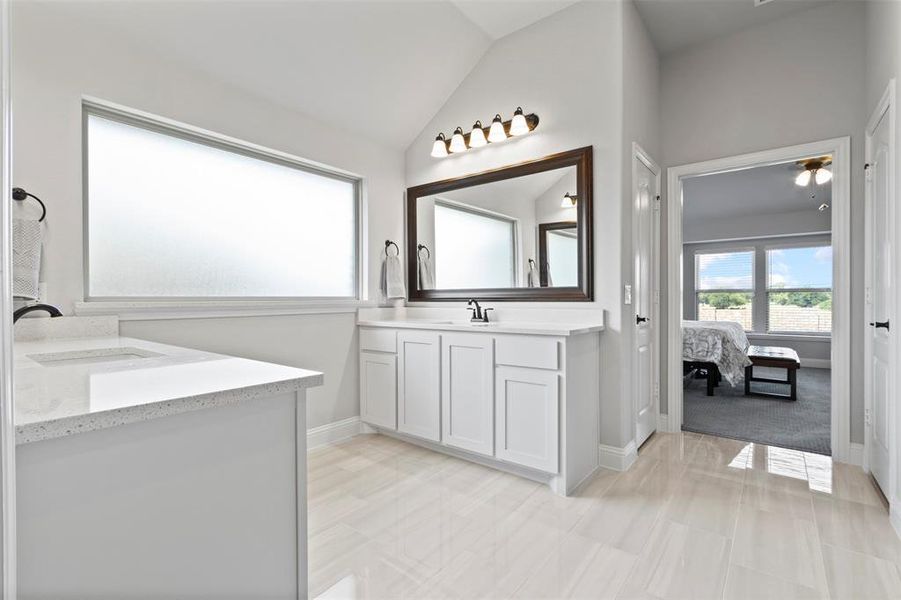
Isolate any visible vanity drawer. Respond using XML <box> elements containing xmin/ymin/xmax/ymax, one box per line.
<box><xmin>495</xmin><ymin>336</ymin><xmax>559</xmax><ymax>370</ymax></box>
<box><xmin>360</xmin><ymin>328</ymin><xmax>397</xmax><ymax>353</ymax></box>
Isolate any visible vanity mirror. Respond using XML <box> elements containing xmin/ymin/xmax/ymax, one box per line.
<box><xmin>407</xmin><ymin>146</ymin><xmax>592</xmax><ymax>301</ymax></box>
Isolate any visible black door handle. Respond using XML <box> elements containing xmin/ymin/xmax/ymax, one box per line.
<box><xmin>636</xmin><ymin>316</ymin><xmax>649</xmax><ymax>324</ymax></box>
<box><xmin>870</xmin><ymin>320</ymin><xmax>890</xmax><ymax>330</ymax></box>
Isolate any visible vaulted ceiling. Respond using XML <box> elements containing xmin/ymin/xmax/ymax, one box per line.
<box><xmin>23</xmin><ymin>0</ymin><xmax>577</xmax><ymax>150</ymax></box>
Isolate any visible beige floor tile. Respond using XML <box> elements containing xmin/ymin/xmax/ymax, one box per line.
<box><xmin>821</xmin><ymin>543</ymin><xmax>901</xmax><ymax>600</ymax></box>
<box><xmin>723</xmin><ymin>564</ymin><xmax>823</xmax><ymax>600</ymax></box>
<box><xmin>813</xmin><ymin>495</ymin><xmax>901</xmax><ymax>565</ymax></box>
<box><xmin>745</xmin><ymin>444</ymin><xmax>812</xmax><ymax>497</ymax></box>
<box><xmin>637</xmin><ymin>432</ymin><xmax>703</xmax><ymax>464</ymax></box>
<box><xmin>730</xmin><ymin>505</ymin><xmax>829</xmax><ymax>592</ymax></box>
<box><xmin>662</xmin><ymin>469</ymin><xmax>743</xmax><ymax>536</ymax></box>
<box><xmin>741</xmin><ymin>482</ymin><xmax>816</xmax><ymax>521</ymax></box>
<box><xmin>688</xmin><ymin>435</ymin><xmax>753</xmax><ymax>473</ymax></box>
<box><xmin>806</xmin><ymin>456</ymin><xmax>887</xmax><ymax>508</ymax></box>
<box><xmin>617</xmin><ymin>519</ymin><xmax>731</xmax><ymax>600</ymax></box>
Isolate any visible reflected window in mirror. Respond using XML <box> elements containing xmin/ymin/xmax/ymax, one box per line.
<box><xmin>433</xmin><ymin>201</ymin><xmax>516</xmax><ymax>289</ymax></box>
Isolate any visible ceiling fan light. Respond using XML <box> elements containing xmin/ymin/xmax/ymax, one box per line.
<box><xmin>795</xmin><ymin>170</ymin><xmax>812</xmax><ymax>187</ymax></box>
<box><xmin>509</xmin><ymin>107</ymin><xmax>529</xmax><ymax>136</ymax></box>
<box><xmin>815</xmin><ymin>167</ymin><xmax>832</xmax><ymax>185</ymax></box>
<box><xmin>449</xmin><ymin>127</ymin><xmax>467</xmax><ymax>153</ymax></box>
<box><xmin>430</xmin><ymin>133</ymin><xmax>448</xmax><ymax>158</ymax></box>
<box><xmin>487</xmin><ymin>114</ymin><xmax>507</xmax><ymax>143</ymax></box>
<box><xmin>469</xmin><ymin>121</ymin><xmax>487</xmax><ymax>148</ymax></box>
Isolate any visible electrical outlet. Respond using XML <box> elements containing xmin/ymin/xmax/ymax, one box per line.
<box><xmin>624</xmin><ymin>284</ymin><xmax>632</xmax><ymax>305</ymax></box>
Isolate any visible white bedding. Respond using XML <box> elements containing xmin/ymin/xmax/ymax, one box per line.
<box><xmin>682</xmin><ymin>320</ymin><xmax>752</xmax><ymax>386</ymax></box>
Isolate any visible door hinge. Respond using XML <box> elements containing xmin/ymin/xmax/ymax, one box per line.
<box><xmin>653</xmin><ymin>195</ymin><xmax>661</xmax><ymax>211</ymax></box>
<box><xmin>865</xmin><ymin>162</ymin><xmax>873</xmax><ymax>181</ymax></box>
<box><xmin>653</xmin><ymin>382</ymin><xmax>660</xmax><ymax>401</ymax></box>
<box><xmin>865</xmin><ymin>408</ymin><xmax>872</xmax><ymax>426</ymax></box>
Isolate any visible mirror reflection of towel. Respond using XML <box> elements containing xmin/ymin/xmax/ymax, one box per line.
<box><xmin>546</xmin><ymin>261</ymin><xmax>553</xmax><ymax>287</ymax></box>
<box><xmin>527</xmin><ymin>261</ymin><xmax>538</xmax><ymax>287</ymax></box>
<box><xmin>418</xmin><ymin>253</ymin><xmax>434</xmax><ymax>290</ymax></box>
<box><xmin>13</xmin><ymin>218</ymin><xmax>43</xmax><ymax>300</ymax></box>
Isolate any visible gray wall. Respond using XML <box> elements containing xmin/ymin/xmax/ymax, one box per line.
<box><xmin>659</xmin><ymin>1</ymin><xmax>867</xmax><ymax>443</ymax></box>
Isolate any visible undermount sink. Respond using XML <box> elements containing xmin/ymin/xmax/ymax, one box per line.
<box><xmin>28</xmin><ymin>347</ymin><xmax>164</xmax><ymax>367</ymax></box>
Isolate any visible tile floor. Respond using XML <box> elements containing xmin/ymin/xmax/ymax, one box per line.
<box><xmin>307</xmin><ymin>432</ymin><xmax>901</xmax><ymax>599</ymax></box>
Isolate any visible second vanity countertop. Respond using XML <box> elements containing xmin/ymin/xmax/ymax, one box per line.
<box><xmin>14</xmin><ymin>335</ymin><xmax>323</xmax><ymax>445</ymax></box>
<box><xmin>357</xmin><ymin>318</ymin><xmax>605</xmax><ymax>337</ymax></box>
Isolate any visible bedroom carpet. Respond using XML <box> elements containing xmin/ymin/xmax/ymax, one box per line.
<box><xmin>682</xmin><ymin>366</ymin><xmax>831</xmax><ymax>455</ymax></box>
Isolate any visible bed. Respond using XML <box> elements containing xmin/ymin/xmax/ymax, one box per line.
<box><xmin>682</xmin><ymin>320</ymin><xmax>752</xmax><ymax>391</ymax></box>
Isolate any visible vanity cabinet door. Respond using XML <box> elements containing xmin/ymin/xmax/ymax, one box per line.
<box><xmin>495</xmin><ymin>366</ymin><xmax>559</xmax><ymax>473</ymax></box>
<box><xmin>441</xmin><ymin>334</ymin><xmax>494</xmax><ymax>456</ymax></box>
<box><xmin>397</xmin><ymin>331</ymin><xmax>441</xmax><ymax>442</ymax></box>
<box><xmin>359</xmin><ymin>351</ymin><xmax>397</xmax><ymax>430</ymax></box>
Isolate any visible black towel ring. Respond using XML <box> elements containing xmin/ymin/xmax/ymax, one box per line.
<box><xmin>417</xmin><ymin>243</ymin><xmax>430</xmax><ymax>259</ymax></box>
<box><xmin>528</xmin><ymin>258</ymin><xmax>536</xmax><ymax>267</ymax></box>
<box><xmin>385</xmin><ymin>240</ymin><xmax>399</xmax><ymax>257</ymax></box>
<box><xmin>12</xmin><ymin>187</ymin><xmax>46</xmax><ymax>222</ymax></box>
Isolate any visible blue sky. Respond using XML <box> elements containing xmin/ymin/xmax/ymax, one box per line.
<box><xmin>697</xmin><ymin>245</ymin><xmax>832</xmax><ymax>290</ymax></box>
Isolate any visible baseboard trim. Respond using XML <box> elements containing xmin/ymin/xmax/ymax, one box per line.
<box><xmin>848</xmin><ymin>442</ymin><xmax>865</xmax><ymax>467</ymax></box>
<box><xmin>801</xmin><ymin>358</ymin><xmax>831</xmax><ymax>369</ymax></box>
<box><xmin>307</xmin><ymin>416</ymin><xmax>363</xmax><ymax>450</ymax></box>
<box><xmin>598</xmin><ymin>441</ymin><xmax>638</xmax><ymax>472</ymax></box>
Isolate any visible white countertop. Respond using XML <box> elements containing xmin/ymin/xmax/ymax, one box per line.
<box><xmin>14</xmin><ymin>335</ymin><xmax>323</xmax><ymax>445</ymax></box>
<box><xmin>357</xmin><ymin>318</ymin><xmax>604</xmax><ymax>336</ymax></box>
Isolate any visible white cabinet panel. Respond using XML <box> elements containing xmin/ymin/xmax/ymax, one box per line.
<box><xmin>397</xmin><ymin>331</ymin><xmax>441</xmax><ymax>442</ymax></box>
<box><xmin>496</xmin><ymin>336</ymin><xmax>559</xmax><ymax>370</ymax></box>
<box><xmin>495</xmin><ymin>366</ymin><xmax>559</xmax><ymax>473</ymax></box>
<box><xmin>360</xmin><ymin>328</ymin><xmax>397</xmax><ymax>353</ymax></box>
<box><xmin>359</xmin><ymin>351</ymin><xmax>397</xmax><ymax>430</ymax></box>
<box><xmin>441</xmin><ymin>334</ymin><xmax>494</xmax><ymax>456</ymax></box>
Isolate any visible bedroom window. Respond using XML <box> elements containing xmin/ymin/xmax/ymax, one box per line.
<box><xmin>766</xmin><ymin>245</ymin><xmax>832</xmax><ymax>334</ymax></box>
<box><xmin>84</xmin><ymin>102</ymin><xmax>361</xmax><ymax>300</ymax></box>
<box><xmin>695</xmin><ymin>250</ymin><xmax>754</xmax><ymax>330</ymax></box>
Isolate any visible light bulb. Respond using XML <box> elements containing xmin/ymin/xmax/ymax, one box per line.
<box><xmin>430</xmin><ymin>133</ymin><xmax>448</xmax><ymax>158</ymax></box>
<box><xmin>561</xmin><ymin>193</ymin><xmax>577</xmax><ymax>208</ymax></box>
<box><xmin>509</xmin><ymin>107</ymin><xmax>529</xmax><ymax>136</ymax></box>
<box><xmin>795</xmin><ymin>170</ymin><xmax>812</xmax><ymax>187</ymax></box>
<box><xmin>449</xmin><ymin>127</ymin><xmax>467</xmax><ymax>153</ymax></box>
<box><xmin>469</xmin><ymin>121</ymin><xmax>487</xmax><ymax>148</ymax></box>
<box><xmin>815</xmin><ymin>167</ymin><xmax>832</xmax><ymax>185</ymax></box>
<box><xmin>487</xmin><ymin>114</ymin><xmax>507</xmax><ymax>143</ymax></box>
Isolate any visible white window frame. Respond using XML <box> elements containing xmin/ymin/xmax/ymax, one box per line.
<box><xmin>694</xmin><ymin>247</ymin><xmax>755</xmax><ymax>331</ymax></box>
<box><xmin>78</xmin><ymin>98</ymin><xmax>366</xmax><ymax>318</ymax></box>
<box><xmin>764</xmin><ymin>241</ymin><xmax>833</xmax><ymax>336</ymax></box>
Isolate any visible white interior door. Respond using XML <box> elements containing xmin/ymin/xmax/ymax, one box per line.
<box><xmin>634</xmin><ymin>148</ymin><xmax>659</xmax><ymax>447</ymax></box>
<box><xmin>866</xmin><ymin>93</ymin><xmax>895</xmax><ymax>497</ymax></box>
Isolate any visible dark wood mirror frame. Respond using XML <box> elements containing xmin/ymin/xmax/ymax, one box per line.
<box><xmin>406</xmin><ymin>146</ymin><xmax>593</xmax><ymax>302</ymax></box>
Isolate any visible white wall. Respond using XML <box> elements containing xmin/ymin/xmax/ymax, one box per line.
<box><xmin>11</xmin><ymin>2</ymin><xmax>406</xmax><ymax>428</ymax></box>
<box><xmin>405</xmin><ymin>0</ymin><xmax>637</xmax><ymax>448</ymax></box>
<box><xmin>683</xmin><ymin>208</ymin><xmax>831</xmax><ymax>243</ymax></box>
<box><xmin>659</xmin><ymin>1</ymin><xmax>867</xmax><ymax>441</ymax></box>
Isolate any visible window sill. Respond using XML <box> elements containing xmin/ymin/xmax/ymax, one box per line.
<box><xmin>746</xmin><ymin>332</ymin><xmax>831</xmax><ymax>343</ymax></box>
<box><xmin>74</xmin><ymin>299</ymin><xmax>379</xmax><ymax>321</ymax></box>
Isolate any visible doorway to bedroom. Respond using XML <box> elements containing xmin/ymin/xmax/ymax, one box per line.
<box><xmin>670</xmin><ymin>140</ymin><xmax>850</xmax><ymax>458</ymax></box>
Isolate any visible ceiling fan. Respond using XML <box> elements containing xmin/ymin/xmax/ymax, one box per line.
<box><xmin>793</xmin><ymin>156</ymin><xmax>833</xmax><ymax>187</ymax></box>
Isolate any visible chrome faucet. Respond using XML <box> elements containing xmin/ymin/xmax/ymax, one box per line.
<box><xmin>13</xmin><ymin>303</ymin><xmax>62</xmax><ymax>324</ymax></box>
<box><xmin>467</xmin><ymin>299</ymin><xmax>494</xmax><ymax>323</ymax></box>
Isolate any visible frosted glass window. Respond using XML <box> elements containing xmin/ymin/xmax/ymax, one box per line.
<box><xmin>86</xmin><ymin>111</ymin><xmax>358</xmax><ymax>298</ymax></box>
<box><xmin>547</xmin><ymin>230</ymin><xmax>578</xmax><ymax>287</ymax></box>
<box><xmin>434</xmin><ymin>202</ymin><xmax>515</xmax><ymax>288</ymax></box>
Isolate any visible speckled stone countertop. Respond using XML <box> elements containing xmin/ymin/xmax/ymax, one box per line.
<box><xmin>14</xmin><ymin>335</ymin><xmax>323</xmax><ymax>445</ymax></box>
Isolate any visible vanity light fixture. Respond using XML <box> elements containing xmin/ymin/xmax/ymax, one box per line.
<box><xmin>487</xmin><ymin>114</ymin><xmax>507</xmax><ymax>143</ymax></box>
<box><xmin>430</xmin><ymin>108</ymin><xmax>539</xmax><ymax>158</ymax></box>
<box><xmin>449</xmin><ymin>127</ymin><xmax>468</xmax><ymax>153</ymax></box>
<box><xmin>469</xmin><ymin>121</ymin><xmax>488</xmax><ymax>148</ymax></box>
<box><xmin>431</xmin><ymin>133</ymin><xmax>448</xmax><ymax>158</ymax></box>
<box><xmin>561</xmin><ymin>192</ymin><xmax>578</xmax><ymax>208</ymax></box>
<box><xmin>509</xmin><ymin>107</ymin><xmax>529</xmax><ymax>136</ymax></box>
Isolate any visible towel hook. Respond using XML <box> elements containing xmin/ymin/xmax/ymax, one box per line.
<box><xmin>417</xmin><ymin>243</ymin><xmax>430</xmax><ymax>259</ymax></box>
<box><xmin>12</xmin><ymin>187</ymin><xmax>46</xmax><ymax>222</ymax></box>
<box><xmin>385</xmin><ymin>240</ymin><xmax>399</xmax><ymax>257</ymax></box>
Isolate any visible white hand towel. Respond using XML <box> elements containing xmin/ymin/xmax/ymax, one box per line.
<box><xmin>417</xmin><ymin>253</ymin><xmax>435</xmax><ymax>290</ymax></box>
<box><xmin>13</xmin><ymin>218</ymin><xmax>43</xmax><ymax>300</ymax></box>
<box><xmin>382</xmin><ymin>255</ymin><xmax>406</xmax><ymax>299</ymax></box>
<box><xmin>526</xmin><ymin>261</ymin><xmax>538</xmax><ymax>288</ymax></box>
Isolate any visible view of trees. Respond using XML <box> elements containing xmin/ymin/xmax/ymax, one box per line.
<box><xmin>769</xmin><ymin>291</ymin><xmax>832</xmax><ymax>311</ymax></box>
<box><xmin>698</xmin><ymin>292</ymin><xmax>750</xmax><ymax>309</ymax></box>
